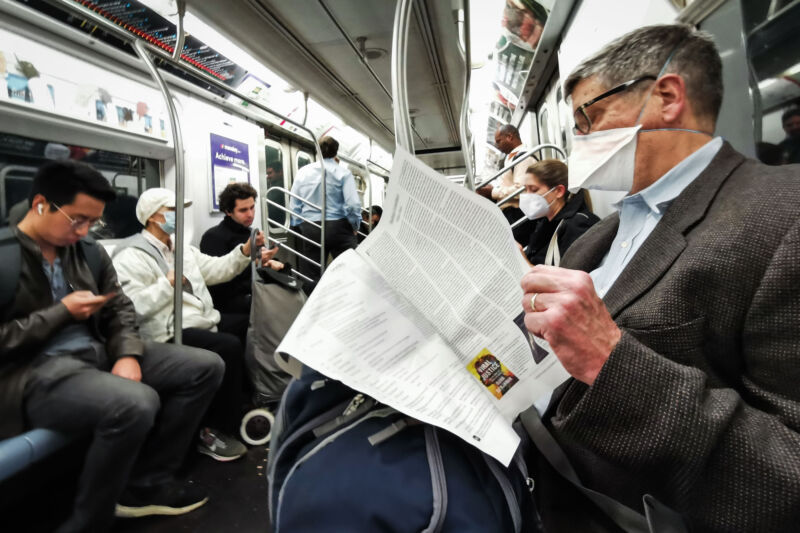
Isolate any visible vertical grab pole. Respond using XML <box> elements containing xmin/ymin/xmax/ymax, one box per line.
<box><xmin>457</xmin><ymin>2</ymin><xmax>475</xmax><ymax>191</ymax></box>
<box><xmin>172</xmin><ymin>0</ymin><xmax>186</xmax><ymax>61</ymax></box>
<box><xmin>134</xmin><ymin>40</ymin><xmax>186</xmax><ymax>344</ymax></box>
<box><xmin>391</xmin><ymin>0</ymin><xmax>415</xmax><ymax>152</ymax></box>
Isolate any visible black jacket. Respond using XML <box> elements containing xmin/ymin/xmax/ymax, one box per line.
<box><xmin>200</xmin><ymin>216</ymin><xmax>252</xmax><ymax>314</ymax></box>
<box><xmin>525</xmin><ymin>192</ymin><xmax>599</xmax><ymax>265</ymax></box>
<box><xmin>0</xmin><ymin>228</ymin><xmax>143</xmax><ymax>438</ymax></box>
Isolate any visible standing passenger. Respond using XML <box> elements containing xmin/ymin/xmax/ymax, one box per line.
<box><xmin>290</xmin><ymin>136</ymin><xmax>361</xmax><ymax>282</ymax></box>
<box><xmin>493</xmin><ymin>124</ymin><xmax>537</xmax><ymax>243</ymax></box>
<box><xmin>3</xmin><ymin>161</ymin><xmax>223</xmax><ymax>531</ymax></box>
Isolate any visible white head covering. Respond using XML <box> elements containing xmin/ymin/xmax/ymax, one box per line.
<box><xmin>135</xmin><ymin>188</ymin><xmax>192</xmax><ymax>226</ymax></box>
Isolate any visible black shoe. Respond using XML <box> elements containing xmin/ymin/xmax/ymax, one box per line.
<box><xmin>115</xmin><ymin>481</ymin><xmax>208</xmax><ymax>518</ymax></box>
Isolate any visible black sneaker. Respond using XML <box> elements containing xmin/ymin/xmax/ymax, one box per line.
<box><xmin>115</xmin><ymin>481</ymin><xmax>208</xmax><ymax>518</ymax></box>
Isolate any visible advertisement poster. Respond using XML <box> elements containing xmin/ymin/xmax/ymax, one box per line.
<box><xmin>210</xmin><ymin>133</ymin><xmax>250</xmax><ymax>211</ymax></box>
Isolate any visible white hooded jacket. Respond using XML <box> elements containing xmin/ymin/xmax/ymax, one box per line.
<box><xmin>112</xmin><ymin>230</ymin><xmax>251</xmax><ymax>342</ymax></box>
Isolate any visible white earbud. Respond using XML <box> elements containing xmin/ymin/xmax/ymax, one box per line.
<box><xmin>38</xmin><ymin>204</ymin><xmax>44</xmax><ymax>215</ymax></box>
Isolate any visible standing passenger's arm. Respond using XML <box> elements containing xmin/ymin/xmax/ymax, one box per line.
<box><xmin>342</xmin><ymin>172</ymin><xmax>362</xmax><ymax>230</ymax></box>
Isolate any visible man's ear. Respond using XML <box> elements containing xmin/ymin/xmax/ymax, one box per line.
<box><xmin>654</xmin><ymin>73</ymin><xmax>687</xmax><ymax>125</ymax></box>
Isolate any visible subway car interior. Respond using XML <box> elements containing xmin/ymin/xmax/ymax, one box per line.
<box><xmin>1</xmin><ymin>0</ymin><xmax>799</xmax><ymax>531</ymax></box>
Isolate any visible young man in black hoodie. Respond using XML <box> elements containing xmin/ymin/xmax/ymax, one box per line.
<box><xmin>200</xmin><ymin>183</ymin><xmax>282</xmax><ymax>335</ymax></box>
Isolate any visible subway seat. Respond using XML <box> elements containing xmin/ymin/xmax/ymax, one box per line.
<box><xmin>0</xmin><ymin>429</ymin><xmax>72</xmax><ymax>482</ymax></box>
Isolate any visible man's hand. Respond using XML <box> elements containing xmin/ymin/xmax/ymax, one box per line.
<box><xmin>521</xmin><ymin>265</ymin><xmax>621</xmax><ymax>385</ymax></box>
<box><xmin>260</xmin><ymin>246</ymin><xmax>278</xmax><ymax>265</ymax></box>
<box><xmin>166</xmin><ymin>270</ymin><xmax>188</xmax><ymax>287</ymax></box>
<box><xmin>61</xmin><ymin>291</ymin><xmax>114</xmax><ymax>321</ymax></box>
<box><xmin>266</xmin><ymin>260</ymin><xmax>284</xmax><ymax>271</ymax></box>
<box><xmin>111</xmin><ymin>356</ymin><xmax>142</xmax><ymax>382</ymax></box>
<box><xmin>242</xmin><ymin>231</ymin><xmax>266</xmax><ymax>257</ymax></box>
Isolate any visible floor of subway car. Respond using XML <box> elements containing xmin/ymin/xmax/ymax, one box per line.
<box><xmin>112</xmin><ymin>445</ymin><xmax>272</xmax><ymax>533</ymax></box>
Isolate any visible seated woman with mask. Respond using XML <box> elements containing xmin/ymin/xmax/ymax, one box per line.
<box><xmin>518</xmin><ymin>160</ymin><xmax>599</xmax><ymax>267</ymax></box>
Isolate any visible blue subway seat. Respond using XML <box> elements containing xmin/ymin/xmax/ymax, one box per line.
<box><xmin>0</xmin><ymin>429</ymin><xmax>72</xmax><ymax>482</ymax></box>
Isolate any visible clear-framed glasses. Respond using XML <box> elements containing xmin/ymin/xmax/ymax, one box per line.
<box><xmin>572</xmin><ymin>75</ymin><xmax>657</xmax><ymax>135</ymax></box>
<box><xmin>52</xmin><ymin>203</ymin><xmax>106</xmax><ymax>231</ymax></box>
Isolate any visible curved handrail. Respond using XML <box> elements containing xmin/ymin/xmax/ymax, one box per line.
<box><xmin>475</xmin><ymin>143</ymin><xmax>566</xmax><ymax>190</ymax></box>
<box><xmin>457</xmin><ymin>3</ymin><xmax>475</xmax><ymax>190</ymax></box>
<box><xmin>133</xmin><ymin>39</ymin><xmax>186</xmax><ymax>344</ymax></box>
<box><xmin>391</xmin><ymin>0</ymin><xmax>415</xmax><ymax>151</ymax></box>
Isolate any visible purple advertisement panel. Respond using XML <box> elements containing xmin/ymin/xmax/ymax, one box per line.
<box><xmin>210</xmin><ymin>133</ymin><xmax>250</xmax><ymax>211</ymax></box>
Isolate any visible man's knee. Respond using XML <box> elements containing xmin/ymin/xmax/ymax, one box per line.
<box><xmin>181</xmin><ymin>345</ymin><xmax>226</xmax><ymax>390</ymax></box>
<box><xmin>106</xmin><ymin>383</ymin><xmax>160</xmax><ymax>435</ymax></box>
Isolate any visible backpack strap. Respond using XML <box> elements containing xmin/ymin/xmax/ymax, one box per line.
<box><xmin>78</xmin><ymin>237</ymin><xmax>103</xmax><ymax>287</ymax></box>
<box><xmin>0</xmin><ymin>227</ymin><xmax>21</xmax><ymax>315</ymax></box>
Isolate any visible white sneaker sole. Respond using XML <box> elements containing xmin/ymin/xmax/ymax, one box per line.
<box><xmin>115</xmin><ymin>497</ymin><xmax>208</xmax><ymax>518</ymax></box>
<box><xmin>197</xmin><ymin>444</ymin><xmax>246</xmax><ymax>462</ymax></box>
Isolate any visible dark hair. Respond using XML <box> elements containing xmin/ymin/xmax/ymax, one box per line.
<box><xmin>496</xmin><ymin>124</ymin><xmax>521</xmax><ymax>139</ymax></box>
<box><xmin>782</xmin><ymin>107</ymin><xmax>800</xmax><ymax>125</ymax></box>
<box><xmin>370</xmin><ymin>205</ymin><xmax>383</xmax><ymax>216</ymax></box>
<box><xmin>525</xmin><ymin>159</ymin><xmax>568</xmax><ymax>189</ymax></box>
<box><xmin>267</xmin><ymin>162</ymin><xmax>283</xmax><ymax>173</ymax></box>
<box><xmin>219</xmin><ymin>182</ymin><xmax>257</xmax><ymax>214</ymax></box>
<box><xmin>319</xmin><ymin>136</ymin><xmax>339</xmax><ymax>159</ymax></box>
<box><xmin>29</xmin><ymin>160</ymin><xmax>115</xmax><ymax>210</ymax></box>
<box><xmin>565</xmin><ymin>24</ymin><xmax>723</xmax><ymax>123</ymax></box>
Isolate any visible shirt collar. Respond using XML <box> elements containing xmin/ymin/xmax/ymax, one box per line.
<box><xmin>142</xmin><ymin>229</ymin><xmax>172</xmax><ymax>255</ymax></box>
<box><xmin>615</xmin><ymin>137</ymin><xmax>723</xmax><ymax>214</ymax></box>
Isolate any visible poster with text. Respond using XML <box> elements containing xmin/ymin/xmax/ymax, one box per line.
<box><xmin>210</xmin><ymin>133</ymin><xmax>250</xmax><ymax>211</ymax></box>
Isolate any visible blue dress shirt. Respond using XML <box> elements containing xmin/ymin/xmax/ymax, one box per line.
<box><xmin>289</xmin><ymin>158</ymin><xmax>362</xmax><ymax>230</ymax></box>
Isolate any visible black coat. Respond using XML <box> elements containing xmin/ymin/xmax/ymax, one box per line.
<box><xmin>200</xmin><ymin>216</ymin><xmax>252</xmax><ymax>315</ymax></box>
<box><xmin>525</xmin><ymin>192</ymin><xmax>599</xmax><ymax>265</ymax></box>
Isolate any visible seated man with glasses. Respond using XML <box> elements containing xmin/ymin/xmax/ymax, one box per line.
<box><xmin>520</xmin><ymin>24</ymin><xmax>800</xmax><ymax>531</ymax></box>
<box><xmin>2</xmin><ymin>160</ymin><xmax>224</xmax><ymax>532</ymax></box>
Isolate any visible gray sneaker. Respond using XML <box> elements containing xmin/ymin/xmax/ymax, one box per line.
<box><xmin>197</xmin><ymin>428</ymin><xmax>247</xmax><ymax>462</ymax></box>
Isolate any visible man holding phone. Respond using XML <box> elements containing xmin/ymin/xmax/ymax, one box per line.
<box><xmin>2</xmin><ymin>160</ymin><xmax>224</xmax><ymax>532</ymax></box>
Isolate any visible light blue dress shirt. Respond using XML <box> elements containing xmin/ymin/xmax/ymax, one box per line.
<box><xmin>533</xmin><ymin>137</ymin><xmax>723</xmax><ymax>415</ymax></box>
<box><xmin>289</xmin><ymin>158</ymin><xmax>362</xmax><ymax>230</ymax></box>
<box><xmin>590</xmin><ymin>137</ymin><xmax>723</xmax><ymax>298</ymax></box>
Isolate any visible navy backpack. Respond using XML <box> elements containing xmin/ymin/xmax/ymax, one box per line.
<box><xmin>267</xmin><ymin>367</ymin><xmax>539</xmax><ymax>533</ymax></box>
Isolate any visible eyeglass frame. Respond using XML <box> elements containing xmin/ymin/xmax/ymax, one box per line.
<box><xmin>52</xmin><ymin>202</ymin><xmax>106</xmax><ymax>230</ymax></box>
<box><xmin>572</xmin><ymin>75</ymin><xmax>657</xmax><ymax>135</ymax></box>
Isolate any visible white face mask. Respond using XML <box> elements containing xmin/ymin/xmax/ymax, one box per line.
<box><xmin>519</xmin><ymin>187</ymin><xmax>556</xmax><ymax>220</ymax></box>
<box><xmin>567</xmin><ymin>43</ymin><xmax>711</xmax><ymax>194</ymax></box>
<box><xmin>567</xmin><ymin>125</ymin><xmax>641</xmax><ymax>193</ymax></box>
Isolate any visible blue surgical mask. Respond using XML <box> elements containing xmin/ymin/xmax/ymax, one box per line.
<box><xmin>159</xmin><ymin>211</ymin><xmax>176</xmax><ymax>234</ymax></box>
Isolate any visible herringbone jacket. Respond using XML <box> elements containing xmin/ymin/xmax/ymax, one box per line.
<box><xmin>533</xmin><ymin>142</ymin><xmax>800</xmax><ymax>532</ymax></box>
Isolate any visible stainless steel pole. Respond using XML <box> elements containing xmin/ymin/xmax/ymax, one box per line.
<box><xmin>391</xmin><ymin>0</ymin><xmax>415</xmax><ymax>152</ymax></box>
<box><xmin>457</xmin><ymin>3</ymin><xmax>475</xmax><ymax>190</ymax></box>
<box><xmin>133</xmin><ymin>39</ymin><xmax>186</xmax><ymax>344</ymax></box>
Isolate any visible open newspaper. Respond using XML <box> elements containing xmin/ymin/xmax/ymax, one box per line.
<box><xmin>277</xmin><ymin>148</ymin><xmax>569</xmax><ymax>465</ymax></box>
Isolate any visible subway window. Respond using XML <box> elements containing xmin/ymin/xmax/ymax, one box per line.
<box><xmin>0</xmin><ymin>132</ymin><xmax>160</xmax><ymax>238</ymax></box>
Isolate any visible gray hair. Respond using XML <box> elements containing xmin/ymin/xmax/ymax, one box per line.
<box><xmin>564</xmin><ymin>24</ymin><xmax>723</xmax><ymax>122</ymax></box>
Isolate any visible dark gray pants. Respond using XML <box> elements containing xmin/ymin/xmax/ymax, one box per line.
<box><xmin>23</xmin><ymin>341</ymin><xmax>224</xmax><ymax>533</ymax></box>
<box><xmin>299</xmin><ymin>218</ymin><xmax>357</xmax><ymax>282</ymax></box>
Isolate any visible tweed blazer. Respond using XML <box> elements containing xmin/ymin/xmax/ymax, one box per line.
<box><xmin>532</xmin><ymin>142</ymin><xmax>800</xmax><ymax>532</ymax></box>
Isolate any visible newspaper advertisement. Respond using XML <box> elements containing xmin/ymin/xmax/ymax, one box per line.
<box><xmin>277</xmin><ymin>148</ymin><xmax>569</xmax><ymax>465</ymax></box>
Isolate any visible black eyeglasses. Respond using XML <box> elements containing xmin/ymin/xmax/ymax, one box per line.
<box><xmin>572</xmin><ymin>75</ymin><xmax>657</xmax><ymax>134</ymax></box>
